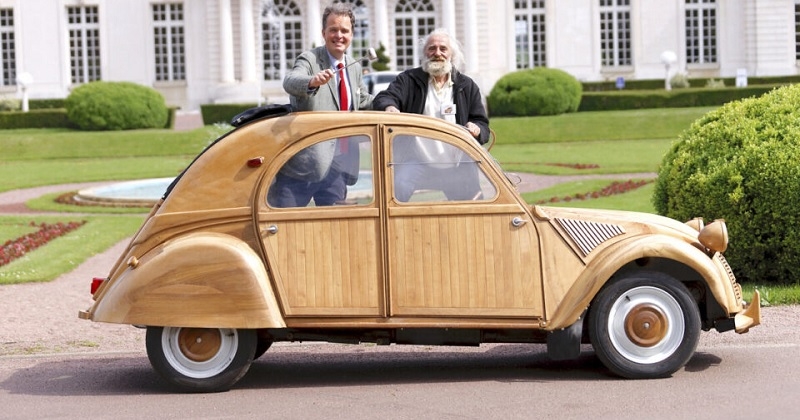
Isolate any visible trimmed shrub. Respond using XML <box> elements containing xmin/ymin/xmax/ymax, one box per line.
<box><xmin>578</xmin><ymin>85</ymin><xmax>780</xmax><ymax>111</ymax></box>
<box><xmin>488</xmin><ymin>68</ymin><xmax>582</xmax><ymax>117</ymax></box>
<box><xmin>0</xmin><ymin>109</ymin><xmax>72</xmax><ymax>129</ymax></box>
<box><xmin>653</xmin><ymin>83</ymin><xmax>800</xmax><ymax>285</ymax></box>
<box><xmin>65</xmin><ymin>81</ymin><xmax>168</xmax><ymax>130</ymax></box>
<box><xmin>0</xmin><ymin>98</ymin><xmax>20</xmax><ymax>111</ymax></box>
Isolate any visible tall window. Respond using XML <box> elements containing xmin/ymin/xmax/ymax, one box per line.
<box><xmin>0</xmin><ymin>8</ymin><xmax>15</xmax><ymax>87</ymax></box>
<box><xmin>795</xmin><ymin>1</ymin><xmax>800</xmax><ymax>60</ymax></box>
<box><xmin>153</xmin><ymin>3</ymin><xmax>185</xmax><ymax>82</ymax></box>
<box><xmin>262</xmin><ymin>0</ymin><xmax>302</xmax><ymax>81</ymax></box>
<box><xmin>599</xmin><ymin>0</ymin><xmax>631</xmax><ymax>67</ymax></box>
<box><xmin>685</xmin><ymin>0</ymin><xmax>717</xmax><ymax>64</ymax></box>
<box><xmin>67</xmin><ymin>6</ymin><xmax>101</xmax><ymax>84</ymax></box>
<box><xmin>339</xmin><ymin>0</ymin><xmax>370</xmax><ymax>64</ymax></box>
<box><xmin>394</xmin><ymin>0</ymin><xmax>436</xmax><ymax>70</ymax></box>
<box><xmin>514</xmin><ymin>0</ymin><xmax>546</xmax><ymax>69</ymax></box>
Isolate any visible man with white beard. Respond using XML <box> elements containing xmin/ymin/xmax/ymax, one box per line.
<box><xmin>374</xmin><ymin>28</ymin><xmax>490</xmax><ymax>202</ymax></box>
<box><xmin>373</xmin><ymin>28</ymin><xmax>489</xmax><ymax>145</ymax></box>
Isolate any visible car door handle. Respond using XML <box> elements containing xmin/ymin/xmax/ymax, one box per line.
<box><xmin>511</xmin><ymin>217</ymin><xmax>527</xmax><ymax>228</ymax></box>
<box><xmin>263</xmin><ymin>225</ymin><xmax>278</xmax><ymax>235</ymax></box>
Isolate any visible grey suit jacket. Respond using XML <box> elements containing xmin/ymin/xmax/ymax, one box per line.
<box><xmin>283</xmin><ymin>46</ymin><xmax>373</xmax><ymax>111</ymax></box>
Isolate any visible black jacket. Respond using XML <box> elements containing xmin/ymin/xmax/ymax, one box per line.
<box><xmin>372</xmin><ymin>67</ymin><xmax>490</xmax><ymax>144</ymax></box>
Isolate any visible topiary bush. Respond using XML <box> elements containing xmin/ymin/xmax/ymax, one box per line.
<box><xmin>653</xmin><ymin>84</ymin><xmax>800</xmax><ymax>285</ymax></box>
<box><xmin>65</xmin><ymin>81</ymin><xmax>168</xmax><ymax>130</ymax></box>
<box><xmin>487</xmin><ymin>68</ymin><xmax>582</xmax><ymax>117</ymax></box>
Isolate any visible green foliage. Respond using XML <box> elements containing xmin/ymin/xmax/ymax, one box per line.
<box><xmin>371</xmin><ymin>42</ymin><xmax>391</xmax><ymax>71</ymax></box>
<box><xmin>0</xmin><ymin>98</ymin><xmax>20</xmax><ymax>111</ymax></box>
<box><xmin>65</xmin><ymin>81</ymin><xmax>168</xmax><ymax>130</ymax></box>
<box><xmin>0</xmin><ymin>109</ymin><xmax>72</xmax><ymax>129</ymax></box>
<box><xmin>705</xmin><ymin>79</ymin><xmax>725</xmax><ymax>88</ymax></box>
<box><xmin>578</xmin><ymin>85</ymin><xmax>780</xmax><ymax>111</ymax></box>
<box><xmin>653</xmin><ymin>84</ymin><xmax>800</xmax><ymax>284</ymax></box>
<box><xmin>488</xmin><ymin>68</ymin><xmax>582</xmax><ymax>117</ymax></box>
<box><xmin>669</xmin><ymin>73</ymin><xmax>691</xmax><ymax>89</ymax></box>
<box><xmin>200</xmin><ymin>103</ymin><xmax>259</xmax><ymax>125</ymax></box>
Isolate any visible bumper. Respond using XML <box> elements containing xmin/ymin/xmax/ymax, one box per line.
<box><xmin>734</xmin><ymin>290</ymin><xmax>761</xmax><ymax>333</ymax></box>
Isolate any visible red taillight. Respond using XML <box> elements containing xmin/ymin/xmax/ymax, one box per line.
<box><xmin>91</xmin><ymin>277</ymin><xmax>106</xmax><ymax>294</ymax></box>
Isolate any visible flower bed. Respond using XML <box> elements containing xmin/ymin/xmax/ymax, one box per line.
<box><xmin>0</xmin><ymin>221</ymin><xmax>86</xmax><ymax>267</ymax></box>
<box><xmin>536</xmin><ymin>179</ymin><xmax>654</xmax><ymax>205</ymax></box>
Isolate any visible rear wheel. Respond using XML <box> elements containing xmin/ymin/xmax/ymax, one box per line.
<box><xmin>588</xmin><ymin>273</ymin><xmax>700</xmax><ymax>379</ymax></box>
<box><xmin>146</xmin><ymin>326</ymin><xmax>256</xmax><ymax>392</ymax></box>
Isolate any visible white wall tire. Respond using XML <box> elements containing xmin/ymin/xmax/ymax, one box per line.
<box><xmin>588</xmin><ymin>272</ymin><xmax>700</xmax><ymax>379</ymax></box>
<box><xmin>146</xmin><ymin>326</ymin><xmax>256</xmax><ymax>392</ymax></box>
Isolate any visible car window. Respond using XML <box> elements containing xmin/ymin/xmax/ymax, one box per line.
<box><xmin>267</xmin><ymin>135</ymin><xmax>373</xmax><ymax>208</ymax></box>
<box><xmin>390</xmin><ymin>134</ymin><xmax>497</xmax><ymax>203</ymax></box>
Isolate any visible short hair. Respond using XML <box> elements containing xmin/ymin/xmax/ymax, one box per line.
<box><xmin>322</xmin><ymin>3</ymin><xmax>355</xmax><ymax>30</ymax></box>
<box><xmin>420</xmin><ymin>28</ymin><xmax>465</xmax><ymax>71</ymax></box>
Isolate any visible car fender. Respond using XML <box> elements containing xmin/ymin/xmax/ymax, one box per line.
<box><xmin>89</xmin><ymin>232</ymin><xmax>286</xmax><ymax>329</ymax></box>
<box><xmin>545</xmin><ymin>234</ymin><xmax>734</xmax><ymax>330</ymax></box>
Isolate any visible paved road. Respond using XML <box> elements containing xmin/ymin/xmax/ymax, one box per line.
<box><xmin>1</xmin><ymin>333</ymin><xmax>799</xmax><ymax>419</ymax></box>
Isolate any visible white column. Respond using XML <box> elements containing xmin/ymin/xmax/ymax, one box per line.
<box><xmin>442</xmin><ymin>0</ymin><xmax>456</xmax><ymax>35</ymax></box>
<box><xmin>240</xmin><ymin>0</ymin><xmax>256</xmax><ymax>82</ymax></box>
<box><xmin>463</xmin><ymin>0</ymin><xmax>479</xmax><ymax>74</ymax></box>
<box><xmin>219</xmin><ymin>0</ymin><xmax>235</xmax><ymax>83</ymax></box>
<box><xmin>374</xmin><ymin>0</ymin><xmax>390</xmax><ymax>60</ymax></box>
<box><xmin>308</xmin><ymin>0</ymin><xmax>322</xmax><ymax>47</ymax></box>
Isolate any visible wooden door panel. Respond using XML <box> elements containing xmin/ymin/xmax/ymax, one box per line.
<box><xmin>388</xmin><ymin>213</ymin><xmax>542</xmax><ymax>317</ymax></box>
<box><xmin>261</xmin><ymin>217</ymin><xmax>382</xmax><ymax>316</ymax></box>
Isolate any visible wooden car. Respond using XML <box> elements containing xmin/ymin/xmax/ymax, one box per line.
<box><xmin>79</xmin><ymin>105</ymin><xmax>761</xmax><ymax>392</ymax></box>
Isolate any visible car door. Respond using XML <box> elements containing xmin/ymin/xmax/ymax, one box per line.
<box><xmin>256</xmin><ymin>126</ymin><xmax>385</xmax><ymax>318</ymax></box>
<box><xmin>384</xmin><ymin>126</ymin><xmax>544</xmax><ymax>319</ymax></box>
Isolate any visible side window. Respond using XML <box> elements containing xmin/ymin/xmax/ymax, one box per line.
<box><xmin>268</xmin><ymin>135</ymin><xmax>372</xmax><ymax>208</ymax></box>
<box><xmin>390</xmin><ymin>135</ymin><xmax>497</xmax><ymax>203</ymax></box>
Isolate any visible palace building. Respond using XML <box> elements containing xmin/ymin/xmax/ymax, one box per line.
<box><xmin>1</xmin><ymin>0</ymin><xmax>798</xmax><ymax>111</ymax></box>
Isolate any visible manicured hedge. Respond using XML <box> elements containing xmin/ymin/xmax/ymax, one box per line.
<box><xmin>200</xmin><ymin>103</ymin><xmax>260</xmax><ymax>125</ymax></box>
<box><xmin>653</xmin><ymin>83</ymin><xmax>800</xmax><ymax>285</ymax></box>
<box><xmin>488</xmin><ymin>68</ymin><xmax>583</xmax><ymax>117</ymax></box>
<box><xmin>66</xmin><ymin>81</ymin><xmax>168</xmax><ymax>130</ymax></box>
<box><xmin>0</xmin><ymin>109</ymin><xmax>73</xmax><ymax>129</ymax></box>
<box><xmin>578</xmin><ymin>85</ymin><xmax>784</xmax><ymax>111</ymax></box>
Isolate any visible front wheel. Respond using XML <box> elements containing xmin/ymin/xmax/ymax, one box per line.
<box><xmin>588</xmin><ymin>273</ymin><xmax>700</xmax><ymax>379</ymax></box>
<box><xmin>146</xmin><ymin>326</ymin><xmax>257</xmax><ymax>392</ymax></box>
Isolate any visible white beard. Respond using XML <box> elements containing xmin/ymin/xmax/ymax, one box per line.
<box><xmin>423</xmin><ymin>59</ymin><xmax>452</xmax><ymax>77</ymax></box>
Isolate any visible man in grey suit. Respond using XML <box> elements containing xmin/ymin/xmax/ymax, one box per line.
<box><xmin>272</xmin><ymin>3</ymin><xmax>372</xmax><ymax>207</ymax></box>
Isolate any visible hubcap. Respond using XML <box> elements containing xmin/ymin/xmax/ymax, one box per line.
<box><xmin>178</xmin><ymin>328</ymin><xmax>222</xmax><ymax>362</ymax></box>
<box><xmin>624</xmin><ymin>303</ymin><xmax>668</xmax><ymax>347</ymax></box>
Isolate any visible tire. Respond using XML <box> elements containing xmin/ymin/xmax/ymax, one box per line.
<box><xmin>146</xmin><ymin>326</ymin><xmax>257</xmax><ymax>392</ymax></box>
<box><xmin>253</xmin><ymin>339</ymin><xmax>273</xmax><ymax>360</ymax></box>
<box><xmin>588</xmin><ymin>272</ymin><xmax>700</xmax><ymax>379</ymax></box>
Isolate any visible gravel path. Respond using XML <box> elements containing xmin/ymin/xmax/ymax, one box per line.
<box><xmin>2</xmin><ymin>177</ymin><xmax>795</xmax><ymax>357</ymax></box>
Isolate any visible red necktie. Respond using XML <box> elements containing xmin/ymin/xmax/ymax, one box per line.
<box><xmin>337</xmin><ymin>63</ymin><xmax>348</xmax><ymax>111</ymax></box>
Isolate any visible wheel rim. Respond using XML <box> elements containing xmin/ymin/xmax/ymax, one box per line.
<box><xmin>162</xmin><ymin>327</ymin><xmax>238</xmax><ymax>379</ymax></box>
<box><xmin>607</xmin><ymin>286</ymin><xmax>685</xmax><ymax>364</ymax></box>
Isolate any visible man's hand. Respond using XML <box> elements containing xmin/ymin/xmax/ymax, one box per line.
<box><xmin>465</xmin><ymin>121</ymin><xmax>481</xmax><ymax>138</ymax></box>
<box><xmin>384</xmin><ymin>105</ymin><xmax>400</xmax><ymax>113</ymax></box>
<box><xmin>309</xmin><ymin>69</ymin><xmax>335</xmax><ymax>89</ymax></box>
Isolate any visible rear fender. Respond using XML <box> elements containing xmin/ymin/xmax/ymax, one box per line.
<box><xmin>89</xmin><ymin>232</ymin><xmax>285</xmax><ymax>328</ymax></box>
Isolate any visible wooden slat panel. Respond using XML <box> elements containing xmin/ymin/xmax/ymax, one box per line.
<box><xmin>388</xmin><ymin>213</ymin><xmax>543</xmax><ymax>317</ymax></box>
<box><xmin>263</xmin><ymin>218</ymin><xmax>381</xmax><ymax>316</ymax></box>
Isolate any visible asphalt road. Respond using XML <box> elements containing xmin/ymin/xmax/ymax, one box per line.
<box><xmin>1</xmin><ymin>332</ymin><xmax>799</xmax><ymax>420</ymax></box>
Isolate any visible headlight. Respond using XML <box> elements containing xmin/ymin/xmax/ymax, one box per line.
<box><xmin>685</xmin><ymin>217</ymin><xmax>704</xmax><ymax>232</ymax></box>
<box><xmin>698</xmin><ymin>219</ymin><xmax>728</xmax><ymax>253</ymax></box>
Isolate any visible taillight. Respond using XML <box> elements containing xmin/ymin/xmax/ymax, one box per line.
<box><xmin>91</xmin><ymin>277</ymin><xmax>106</xmax><ymax>294</ymax></box>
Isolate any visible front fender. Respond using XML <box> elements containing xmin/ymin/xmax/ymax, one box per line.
<box><xmin>88</xmin><ymin>232</ymin><xmax>286</xmax><ymax>329</ymax></box>
<box><xmin>546</xmin><ymin>234</ymin><xmax>736</xmax><ymax>330</ymax></box>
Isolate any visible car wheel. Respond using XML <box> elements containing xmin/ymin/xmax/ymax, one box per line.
<box><xmin>146</xmin><ymin>326</ymin><xmax>256</xmax><ymax>392</ymax></box>
<box><xmin>588</xmin><ymin>272</ymin><xmax>700</xmax><ymax>379</ymax></box>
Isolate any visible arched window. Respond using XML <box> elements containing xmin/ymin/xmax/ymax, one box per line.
<box><xmin>394</xmin><ymin>0</ymin><xmax>436</xmax><ymax>70</ymax></box>
<box><xmin>338</xmin><ymin>0</ymin><xmax>371</xmax><ymax>66</ymax></box>
<box><xmin>262</xmin><ymin>0</ymin><xmax>302</xmax><ymax>81</ymax></box>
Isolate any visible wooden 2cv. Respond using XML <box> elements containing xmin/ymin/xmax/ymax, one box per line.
<box><xmin>80</xmin><ymin>106</ymin><xmax>760</xmax><ymax>392</ymax></box>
